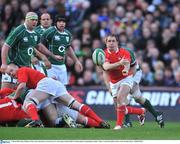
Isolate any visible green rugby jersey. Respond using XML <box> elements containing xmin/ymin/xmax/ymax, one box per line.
<box><xmin>5</xmin><ymin>24</ymin><xmax>40</xmax><ymax>67</ymax></box>
<box><xmin>124</xmin><ymin>47</ymin><xmax>136</xmax><ymax>67</ymax></box>
<box><xmin>41</xmin><ymin>26</ymin><xmax>72</xmax><ymax>65</ymax></box>
<box><xmin>34</xmin><ymin>25</ymin><xmax>46</xmax><ymax>36</ymax></box>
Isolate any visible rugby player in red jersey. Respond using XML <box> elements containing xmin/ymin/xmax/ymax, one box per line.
<box><xmin>5</xmin><ymin>64</ymin><xmax>110</xmax><ymax>128</ymax></box>
<box><xmin>102</xmin><ymin>34</ymin><xmax>146</xmax><ymax>130</ymax></box>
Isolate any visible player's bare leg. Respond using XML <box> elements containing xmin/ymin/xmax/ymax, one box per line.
<box><xmin>56</xmin><ymin>94</ymin><xmax>110</xmax><ymax>129</ymax></box>
<box><xmin>1</xmin><ymin>82</ymin><xmax>16</xmax><ymax>89</ymax></box>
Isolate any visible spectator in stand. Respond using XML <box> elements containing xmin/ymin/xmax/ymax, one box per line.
<box><xmin>153</xmin><ymin>61</ymin><xmax>165</xmax><ymax>72</ymax></box>
<box><xmin>93</xmin><ymin>66</ymin><xmax>105</xmax><ymax>85</ymax></box>
<box><xmin>0</xmin><ymin>0</ymin><xmax>179</xmax><ymax>87</ymax></box>
<box><xmin>77</xmin><ymin>20</ymin><xmax>92</xmax><ymax>46</ymax></box>
<box><xmin>145</xmin><ymin>42</ymin><xmax>162</xmax><ymax>71</ymax></box>
<box><xmin>171</xmin><ymin>58</ymin><xmax>179</xmax><ymax>73</ymax></box>
<box><xmin>84</xmin><ymin>58</ymin><xmax>94</xmax><ymax>72</ymax></box>
<box><xmin>83</xmin><ymin>70</ymin><xmax>95</xmax><ymax>86</ymax></box>
<box><xmin>0</xmin><ymin>4</ymin><xmax>15</xmax><ymax>37</ymax></box>
<box><xmin>67</xmin><ymin>0</ymin><xmax>90</xmax><ymax>34</ymax></box>
<box><xmin>150</xmin><ymin>22</ymin><xmax>161</xmax><ymax>48</ymax></box>
<box><xmin>19</xmin><ymin>3</ymin><xmax>30</xmax><ymax>23</ymax></box>
<box><xmin>164</xmin><ymin>67</ymin><xmax>175</xmax><ymax>86</ymax></box>
<box><xmin>154</xmin><ymin>70</ymin><xmax>164</xmax><ymax>86</ymax></box>
<box><xmin>141</xmin><ymin>62</ymin><xmax>154</xmax><ymax>86</ymax></box>
<box><xmin>92</xmin><ymin>39</ymin><xmax>102</xmax><ymax>50</ymax></box>
<box><xmin>135</xmin><ymin>28</ymin><xmax>152</xmax><ymax>51</ymax></box>
<box><xmin>173</xmin><ymin>69</ymin><xmax>180</xmax><ymax>87</ymax></box>
<box><xmin>90</xmin><ymin>13</ymin><xmax>101</xmax><ymax>39</ymax></box>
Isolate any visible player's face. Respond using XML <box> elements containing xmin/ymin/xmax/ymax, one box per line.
<box><xmin>6</xmin><ymin>66</ymin><xmax>18</xmax><ymax>78</ymax></box>
<box><xmin>56</xmin><ymin>21</ymin><xmax>66</xmax><ymax>32</ymax></box>
<box><xmin>26</xmin><ymin>19</ymin><xmax>38</xmax><ymax>30</ymax></box>
<box><xmin>40</xmin><ymin>14</ymin><xmax>52</xmax><ymax>29</ymax></box>
<box><xmin>106</xmin><ymin>36</ymin><xmax>118</xmax><ymax>51</ymax></box>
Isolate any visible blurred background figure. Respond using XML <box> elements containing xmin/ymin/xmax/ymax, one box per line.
<box><xmin>0</xmin><ymin>0</ymin><xmax>179</xmax><ymax>87</ymax></box>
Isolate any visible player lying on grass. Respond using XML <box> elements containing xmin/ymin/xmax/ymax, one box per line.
<box><xmin>5</xmin><ymin>63</ymin><xmax>110</xmax><ymax>128</ymax></box>
<box><xmin>0</xmin><ymin>87</ymin><xmax>108</xmax><ymax>128</ymax></box>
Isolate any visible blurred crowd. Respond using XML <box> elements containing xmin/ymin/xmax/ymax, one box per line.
<box><xmin>0</xmin><ymin>0</ymin><xmax>180</xmax><ymax>87</ymax></box>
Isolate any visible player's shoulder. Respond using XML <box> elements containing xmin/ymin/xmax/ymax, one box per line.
<box><xmin>11</xmin><ymin>24</ymin><xmax>26</xmax><ymax>34</ymax></box>
<box><xmin>34</xmin><ymin>25</ymin><xmax>41</xmax><ymax>32</ymax></box>
<box><xmin>35</xmin><ymin>25</ymin><xmax>41</xmax><ymax>30</ymax></box>
<box><xmin>43</xmin><ymin>26</ymin><xmax>56</xmax><ymax>35</ymax></box>
<box><xmin>19</xmin><ymin>67</ymin><xmax>33</xmax><ymax>72</ymax></box>
<box><xmin>16</xmin><ymin>24</ymin><xmax>26</xmax><ymax>30</ymax></box>
<box><xmin>64</xmin><ymin>29</ymin><xmax>72</xmax><ymax>36</ymax></box>
<box><xmin>120</xmin><ymin>47</ymin><xmax>130</xmax><ymax>54</ymax></box>
<box><xmin>104</xmin><ymin>48</ymin><xmax>108</xmax><ymax>54</ymax></box>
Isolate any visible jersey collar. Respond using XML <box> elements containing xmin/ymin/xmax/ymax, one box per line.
<box><xmin>107</xmin><ymin>48</ymin><xmax>119</xmax><ymax>54</ymax></box>
<box><xmin>24</xmin><ymin>23</ymin><xmax>36</xmax><ymax>33</ymax></box>
<box><xmin>54</xmin><ymin>26</ymin><xmax>67</xmax><ymax>35</ymax></box>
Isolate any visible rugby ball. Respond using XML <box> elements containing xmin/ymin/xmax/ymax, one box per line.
<box><xmin>92</xmin><ymin>48</ymin><xmax>105</xmax><ymax>66</ymax></box>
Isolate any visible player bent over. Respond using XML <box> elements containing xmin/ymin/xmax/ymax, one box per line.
<box><xmin>5</xmin><ymin>63</ymin><xmax>110</xmax><ymax>128</ymax></box>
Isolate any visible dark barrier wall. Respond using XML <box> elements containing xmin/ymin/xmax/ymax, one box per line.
<box><xmin>67</xmin><ymin>86</ymin><xmax>180</xmax><ymax>122</ymax></box>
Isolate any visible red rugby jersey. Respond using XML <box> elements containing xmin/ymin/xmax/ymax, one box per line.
<box><xmin>0</xmin><ymin>97</ymin><xmax>28</xmax><ymax>122</ymax></box>
<box><xmin>17</xmin><ymin>67</ymin><xmax>46</xmax><ymax>89</ymax></box>
<box><xmin>104</xmin><ymin>48</ymin><xmax>131</xmax><ymax>83</ymax></box>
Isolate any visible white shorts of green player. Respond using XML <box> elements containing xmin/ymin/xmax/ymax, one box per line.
<box><xmin>25</xmin><ymin>90</ymin><xmax>79</xmax><ymax>127</ymax></box>
<box><xmin>22</xmin><ymin>77</ymin><xmax>110</xmax><ymax>129</ymax></box>
<box><xmin>47</xmin><ymin>64</ymin><xmax>68</xmax><ymax>85</ymax></box>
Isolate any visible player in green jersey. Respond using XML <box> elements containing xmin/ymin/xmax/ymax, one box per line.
<box><xmin>1</xmin><ymin>12</ymin><xmax>63</xmax><ymax>89</ymax></box>
<box><xmin>41</xmin><ymin>15</ymin><xmax>83</xmax><ymax>85</ymax></box>
<box><xmin>121</xmin><ymin>47</ymin><xmax>164</xmax><ymax>128</ymax></box>
<box><xmin>35</xmin><ymin>13</ymin><xmax>52</xmax><ymax>36</ymax></box>
<box><xmin>33</xmin><ymin>13</ymin><xmax>53</xmax><ymax>74</ymax></box>
<box><xmin>34</xmin><ymin>13</ymin><xmax>81</xmax><ymax>127</ymax></box>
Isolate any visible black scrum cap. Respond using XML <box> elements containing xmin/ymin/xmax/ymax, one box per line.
<box><xmin>55</xmin><ymin>15</ymin><xmax>67</xmax><ymax>23</ymax></box>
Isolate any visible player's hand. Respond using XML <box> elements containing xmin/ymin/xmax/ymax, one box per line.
<box><xmin>108</xmin><ymin>89</ymin><xmax>113</xmax><ymax>97</ymax></box>
<box><xmin>120</xmin><ymin>58</ymin><xmax>129</xmax><ymax>65</ymax></box>
<box><xmin>0</xmin><ymin>64</ymin><xmax>7</xmax><ymax>74</ymax></box>
<box><xmin>54</xmin><ymin>55</ymin><xmax>64</xmax><ymax>61</ymax></box>
<box><xmin>8</xmin><ymin>93</ymin><xmax>16</xmax><ymax>100</ymax></box>
<box><xmin>122</xmin><ymin>69</ymin><xmax>129</xmax><ymax>76</ymax></box>
<box><xmin>43</xmin><ymin>59</ymin><xmax>51</xmax><ymax>69</ymax></box>
<box><xmin>31</xmin><ymin>57</ymin><xmax>39</xmax><ymax>65</ymax></box>
<box><xmin>75</xmin><ymin>61</ymin><xmax>83</xmax><ymax>73</ymax></box>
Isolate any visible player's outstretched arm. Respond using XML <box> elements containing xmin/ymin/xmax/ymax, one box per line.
<box><xmin>67</xmin><ymin>46</ymin><xmax>83</xmax><ymax>73</ymax></box>
<box><xmin>34</xmin><ymin>49</ymin><xmax>51</xmax><ymax>69</ymax></box>
<box><xmin>1</xmin><ymin>44</ymin><xmax>10</xmax><ymax>73</ymax></box>
<box><xmin>102</xmin><ymin>61</ymin><xmax>122</xmax><ymax>71</ymax></box>
<box><xmin>37</xmin><ymin>43</ymin><xmax>64</xmax><ymax>61</ymax></box>
<box><xmin>12</xmin><ymin>82</ymin><xmax>26</xmax><ymax>100</ymax></box>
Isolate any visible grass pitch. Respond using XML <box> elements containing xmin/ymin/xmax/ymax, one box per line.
<box><xmin>0</xmin><ymin>121</ymin><xmax>179</xmax><ymax>140</ymax></box>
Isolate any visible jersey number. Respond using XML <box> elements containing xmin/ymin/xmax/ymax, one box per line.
<box><xmin>27</xmin><ymin>47</ymin><xmax>34</xmax><ymax>56</ymax></box>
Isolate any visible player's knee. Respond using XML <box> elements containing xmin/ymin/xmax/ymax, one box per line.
<box><xmin>67</xmin><ymin>99</ymin><xmax>76</xmax><ymax>109</ymax></box>
<box><xmin>134</xmin><ymin>96</ymin><xmax>146</xmax><ymax>104</ymax></box>
<box><xmin>23</xmin><ymin>97</ymin><xmax>40</xmax><ymax>111</ymax></box>
<box><xmin>132</xmin><ymin>89</ymin><xmax>142</xmax><ymax>99</ymax></box>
